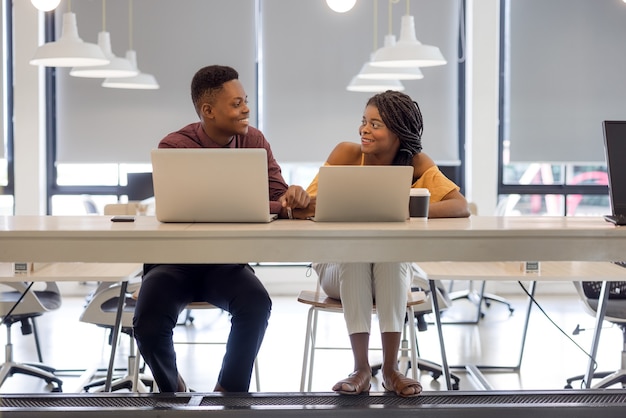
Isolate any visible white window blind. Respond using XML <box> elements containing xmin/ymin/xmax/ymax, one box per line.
<box><xmin>261</xmin><ymin>0</ymin><xmax>460</xmax><ymax>164</ymax></box>
<box><xmin>56</xmin><ymin>0</ymin><xmax>459</xmax><ymax>165</ymax></box>
<box><xmin>56</xmin><ymin>0</ymin><xmax>257</xmax><ymax>164</ymax></box>
<box><xmin>507</xmin><ymin>0</ymin><xmax>626</xmax><ymax>163</ymax></box>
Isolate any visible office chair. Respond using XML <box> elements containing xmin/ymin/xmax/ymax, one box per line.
<box><xmin>79</xmin><ymin>278</ymin><xmax>154</xmax><ymax>393</ymax></box>
<box><xmin>81</xmin><ymin>278</ymin><xmax>261</xmax><ymax>392</ymax></box>
<box><xmin>0</xmin><ymin>281</ymin><xmax>64</xmax><ymax>391</ymax></box>
<box><xmin>565</xmin><ymin>280</ymin><xmax>626</xmax><ymax>389</ymax></box>
<box><xmin>82</xmin><ymin>195</ymin><xmax>99</xmax><ymax>214</ymax></box>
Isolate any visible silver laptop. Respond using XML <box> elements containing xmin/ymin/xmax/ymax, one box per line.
<box><xmin>151</xmin><ymin>148</ymin><xmax>277</xmax><ymax>223</ymax></box>
<box><xmin>312</xmin><ymin>165</ymin><xmax>413</xmax><ymax>222</ymax></box>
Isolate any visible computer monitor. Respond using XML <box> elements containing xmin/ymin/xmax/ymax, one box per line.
<box><xmin>602</xmin><ymin>121</ymin><xmax>626</xmax><ymax>223</ymax></box>
<box><xmin>126</xmin><ymin>172</ymin><xmax>154</xmax><ymax>201</ymax></box>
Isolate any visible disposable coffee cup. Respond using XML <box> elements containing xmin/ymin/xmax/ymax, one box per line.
<box><xmin>409</xmin><ymin>188</ymin><xmax>430</xmax><ymax>218</ymax></box>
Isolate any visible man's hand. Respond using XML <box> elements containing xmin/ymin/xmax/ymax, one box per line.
<box><xmin>280</xmin><ymin>186</ymin><xmax>311</xmax><ymax>219</ymax></box>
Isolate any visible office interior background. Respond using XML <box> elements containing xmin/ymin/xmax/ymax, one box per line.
<box><xmin>2</xmin><ymin>0</ymin><xmax>623</xmax><ymax>218</ymax></box>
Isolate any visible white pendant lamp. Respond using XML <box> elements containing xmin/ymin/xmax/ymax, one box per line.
<box><xmin>357</xmin><ymin>43</ymin><xmax>423</xmax><ymax>80</ymax></box>
<box><xmin>70</xmin><ymin>31</ymin><xmax>138</xmax><ymax>78</ymax></box>
<box><xmin>70</xmin><ymin>0</ymin><xmax>137</xmax><ymax>78</ymax></box>
<box><xmin>371</xmin><ymin>1</ymin><xmax>446</xmax><ymax>68</ymax></box>
<box><xmin>326</xmin><ymin>0</ymin><xmax>357</xmax><ymax>13</ymax></box>
<box><xmin>102</xmin><ymin>50</ymin><xmax>159</xmax><ymax>90</ymax></box>
<box><xmin>101</xmin><ymin>1</ymin><xmax>159</xmax><ymax>90</ymax></box>
<box><xmin>346</xmin><ymin>76</ymin><xmax>405</xmax><ymax>93</ymax></box>
<box><xmin>31</xmin><ymin>0</ymin><xmax>61</xmax><ymax>12</ymax></box>
<box><xmin>348</xmin><ymin>0</ymin><xmax>420</xmax><ymax>90</ymax></box>
<box><xmin>30</xmin><ymin>12</ymin><xmax>109</xmax><ymax>67</ymax></box>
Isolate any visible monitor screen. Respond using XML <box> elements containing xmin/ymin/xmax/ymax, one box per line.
<box><xmin>603</xmin><ymin>121</ymin><xmax>626</xmax><ymax>215</ymax></box>
<box><xmin>126</xmin><ymin>172</ymin><xmax>154</xmax><ymax>201</ymax></box>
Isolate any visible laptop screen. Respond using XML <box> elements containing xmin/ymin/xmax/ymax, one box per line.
<box><xmin>603</xmin><ymin>121</ymin><xmax>626</xmax><ymax>216</ymax></box>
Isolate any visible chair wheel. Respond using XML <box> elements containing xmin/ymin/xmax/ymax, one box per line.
<box><xmin>51</xmin><ymin>386</ymin><xmax>62</xmax><ymax>393</ymax></box>
<box><xmin>430</xmin><ymin>371</ymin><xmax>441</xmax><ymax>380</ymax></box>
<box><xmin>452</xmin><ymin>382</ymin><xmax>460</xmax><ymax>390</ymax></box>
<box><xmin>564</xmin><ymin>384</ymin><xmax>573</xmax><ymax>389</ymax></box>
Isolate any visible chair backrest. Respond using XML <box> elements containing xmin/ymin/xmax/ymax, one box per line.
<box><xmin>79</xmin><ymin>279</ymin><xmax>141</xmax><ymax>329</ymax></box>
<box><xmin>410</xmin><ymin>263</ymin><xmax>451</xmax><ymax>313</ymax></box>
<box><xmin>572</xmin><ymin>281</ymin><xmax>626</xmax><ymax>324</ymax></box>
<box><xmin>104</xmin><ymin>203</ymin><xmax>139</xmax><ymax>216</ymax></box>
<box><xmin>0</xmin><ymin>282</ymin><xmax>62</xmax><ymax>317</ymax></box>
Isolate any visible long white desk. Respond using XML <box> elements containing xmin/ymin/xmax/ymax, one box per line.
<box><xmin>1</xmin><ymin>215</ymin><xmax>626</xmax><ymax>263</ymax></box>
<box><xmin>1</xmin><ymin>215</ymin><xmax>625</xmax><ymax>391</ymax></box>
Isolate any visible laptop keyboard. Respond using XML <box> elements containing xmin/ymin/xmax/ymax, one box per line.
<box><xmin>604</xmin><ymin>214</ymin><xmax>626</xmax><ymax>225</ymax></box>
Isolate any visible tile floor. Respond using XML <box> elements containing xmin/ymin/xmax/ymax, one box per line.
<box><xmin>0</xmin><ymin>276</ymin><xmax>623</xmax><ymax>394</ymax></box>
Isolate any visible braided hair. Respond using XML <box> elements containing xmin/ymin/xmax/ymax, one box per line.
<box><xmin>366</xmin><ymin>90</ymin><xmax>423</xmax><ymax>166</ymax></box>
<box><xmin>191</xmin><ymin>65</ymin><xmax>239</xmax><ymax>117</ymax></box>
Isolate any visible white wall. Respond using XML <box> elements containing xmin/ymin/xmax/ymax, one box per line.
<box><xmin>12</xmin><ymin>1</ymin><xmax>501</xmax><ymax>216</ymax></box>
<box><xmin>13</xmin><ymin>1</ymin><xmax>46</xmax><ymax>215</ymax></box>
<box><xmin>465</xmin><ymin>0</ymin><xmax>499</xmax><ymax>215</ymax></box>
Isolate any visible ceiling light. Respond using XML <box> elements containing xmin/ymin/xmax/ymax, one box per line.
<box><xmin>371</xmin><ymin>14</ymin><xmax>446</xmax><ymax>68</ymax></box>
<box><xmin>346</xmin><ymin>76</ymin><xmax>405</xmax><ymax>93</ymax></box>
<box><xmin>357</xmin><ymin>43</ymin><xmax>423</xmax><ymax>80</ymax></box>
<box><xmin>31</xmin><ymin>0</ymin><xmax>61</xmax><ymax>12</ymax></box>
<box><xmin>70</xmin><ymin>1</ymin><xmax>137</xmax><ymax>78</ymax></box>
<box><xmin>70</xmin><ymin>31</ymin><xmax>138</xmax><ymax>78</ymax></box>
<box><xmin>102</xmin><ymin>50</ymin><xmax>159</xmax><ymax>90</ymax></box>
<box><xmin>326</xmin><ymin>0</ymin><xmax>357</xmax><ymax>13</ymax></box>
<box><xmin>30</xmin><ymin>12</ymin><xmax>109</xmax><ymax>67</ymax></box>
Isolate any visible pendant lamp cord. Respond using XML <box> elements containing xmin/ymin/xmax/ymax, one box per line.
<box><xmin>102</xmin><ymin>0</ymin><xmax>106</xmax><ymax>31</ymax></box>
<box><xmin>387</xmin><ymin>0</ymin><xmax>399</xmax><ymax>35</ymax></box>
<box><xmin>373</xmin><ymin>0</ymin><xmax>377</xmax><ymax>50</ymax></box>
<box><xmin>129</xmin><ymin>0</ymin><xmax>134</xmax><ymax>50</ymax></box>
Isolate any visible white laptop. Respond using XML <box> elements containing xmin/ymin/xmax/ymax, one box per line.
<box><xmin>312</xmin><ymin>165</ymin><xmax>413</xmax><ymax>222</ymax></box>
<box><xmin>151</xmin><ymin>148</ymin><xmax>277</xmax><ymax>223</ymax></box>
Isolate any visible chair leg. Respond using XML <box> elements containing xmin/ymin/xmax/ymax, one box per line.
<box><xmin>299</xmin><ymin>306</ymin><xmax>317</xmax><ymax>392</ymax></box>
<box><xmin>444</xmin><ymin>280</ymin><xmax>514</xmax><ymax>324</ymax></box>
<box><xmin>0</xmin><ymin>323</ymin><xmax>63</xmax><ymax>392</ymax></box>
<box><xmin>253</xmin><ymin>357</ymin><xmax>261</xmax><ymax>392</ymax></box>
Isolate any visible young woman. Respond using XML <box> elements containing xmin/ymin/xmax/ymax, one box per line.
<box><xmin>303</xmin><ymin>90</ymin><xmax>470</xmax><ymax>397</ymax></box>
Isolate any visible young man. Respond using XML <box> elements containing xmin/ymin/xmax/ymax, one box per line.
<box><xmin>133</xmin><ymin>65</ymin><xmax>310</xmax><ymax>393</ymax></box>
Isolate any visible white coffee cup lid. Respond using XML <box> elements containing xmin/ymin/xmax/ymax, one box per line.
<box><xmin>410</xmin><ymin>188</ymin><xmax>430</xmax><ymax>196</ymax></box>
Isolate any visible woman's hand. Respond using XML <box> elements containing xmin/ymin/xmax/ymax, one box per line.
<box><xmin>279</xmin><ymin>186</ymin><xmax>312</xmax><ymax>219</ymax></box>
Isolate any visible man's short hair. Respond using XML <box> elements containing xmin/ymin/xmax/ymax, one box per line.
<box><xmin>191</xmin><ymin>65</ymin><xmax>239</xmax><ymax>113</ymax></box>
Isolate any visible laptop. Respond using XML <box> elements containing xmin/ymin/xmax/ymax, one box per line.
<box><xmin>602</xmin><ymin>121</ymin><xmax>626</xmax><ymax>226</ymax></box>
<box><xmin>312</xmin><ymin>165</ymin><xmax>413</xmax><ymax>222</ymax></box>
<box><xmin>151</xmin><ymin>148</ymin><xmax>277</xmax><ymax>223</ymax></box>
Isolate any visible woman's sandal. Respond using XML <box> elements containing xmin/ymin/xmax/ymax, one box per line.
<box><xmin>382</xmin><ymin>370</ymin><xmax>422</xmax><ymax>398</ymax></box>
<box><xmin>332</xmin><ymin>370</ymin><xmax>372</xmax><ymax>395</ymax></box>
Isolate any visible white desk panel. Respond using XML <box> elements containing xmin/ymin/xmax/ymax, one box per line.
<box><xmin>1</xmin><ymin>215</ymin><xmax>625</xmax><ymax>264</ymax></box>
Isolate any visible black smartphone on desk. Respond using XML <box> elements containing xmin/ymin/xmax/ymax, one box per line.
<box><xmin>110</xmin><ymin>215</ymin><xmax>135</xmax><ymax>222</ymax></box>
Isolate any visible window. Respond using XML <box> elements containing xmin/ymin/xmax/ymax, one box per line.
<box><xmin>47</xmin><ymin>0</ymin><xmax>464</xmax><ymax>214</ymax></box>
<box><xmin>498</xmin><ymin>0</ymin><xmax>615</xmax><ymax>216</ymax></box>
